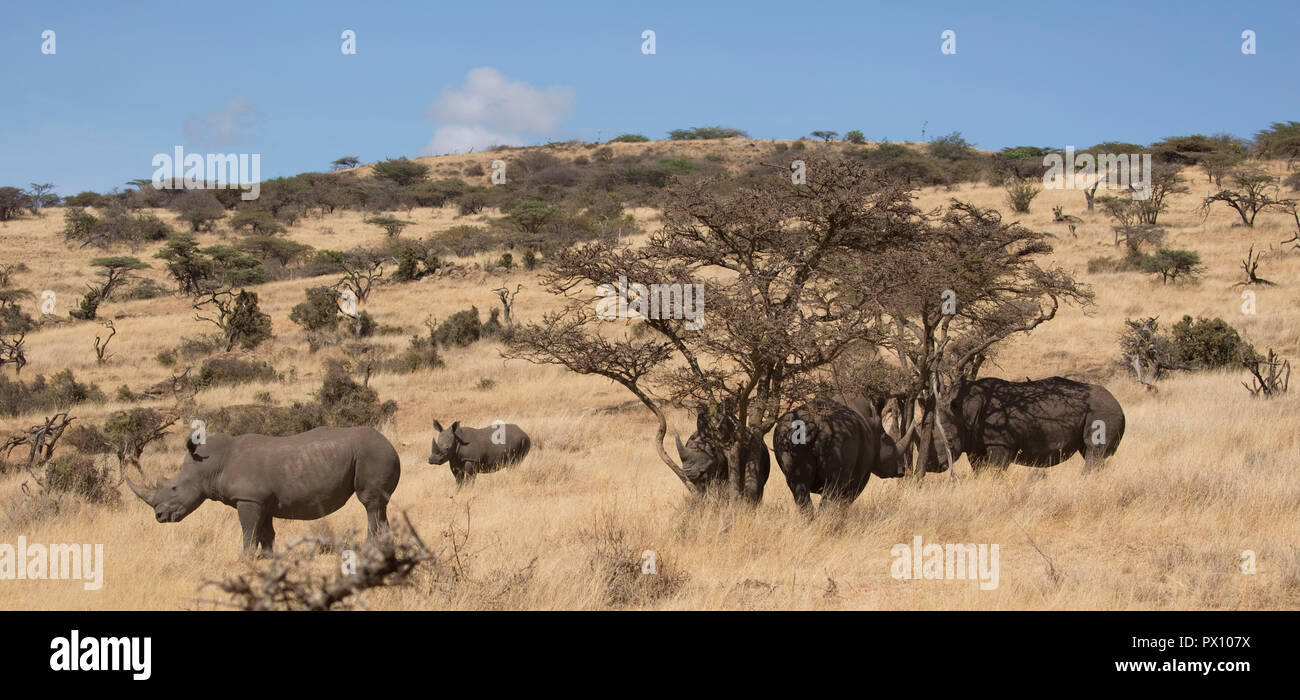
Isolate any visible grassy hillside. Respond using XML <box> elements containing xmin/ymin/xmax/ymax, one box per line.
<box><xmin>1</xmin><ymin>140</ymin><xmax>1298</xmax><ymax>610</ymax></box>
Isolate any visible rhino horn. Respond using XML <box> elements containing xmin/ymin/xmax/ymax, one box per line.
<box><xmin>122</xmin><ymin>465</ymin><xmax>159</xmax><ymax>507</ymax></box>
<box><xmin>899</xmin><ymin>412</ymin><xmax>919</xmax><ymax>448</ymax></box>
<box><xmin>674</xmin><ymin>432</ymin><xmax>688</xmax><ymax>459</ymax></box>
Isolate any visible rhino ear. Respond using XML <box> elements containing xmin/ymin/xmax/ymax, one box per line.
<box><xmin>451</xmin><ymin>421</ymin><xmax>468</xmax><ymax>445</ymax></box>
<box><xmin>695</xmin><ymin>411</ymin><xmax>711</xmax><ymax>436</ymax></box>
<box><xmin>433</xmin><ymin>419</ymin><xmax>444</xmax><ymax>432</ymax></box>
<box><xmin>185</xmin><ymin>435</ymin><xmax>200</xmax><ymax>457</ymax></box>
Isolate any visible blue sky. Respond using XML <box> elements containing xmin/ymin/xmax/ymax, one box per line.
<box><xmin>2</xmin><ymin>0</ymin><xmax>1297</xmax><ymax>195</ymax></box>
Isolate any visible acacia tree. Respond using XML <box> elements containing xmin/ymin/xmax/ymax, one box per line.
<box><xmin>505</xmin><ymin>156</ymin><xmax>924</xmax><ymax>502</ymax></box>
<box><xmin>863</xmin><ymin>201</ymin><xmax>1093</xmax><ymax>476</ymax></box>
<box><xmin>193</xmin><ymin>285</ymin><xmax>272</xmax><ymax>351</ymax></box>
<box><xmin>322</xmin><ymin>248</ymin><xmax>386</xmax><ymax>303</ymax></box>
<box><xmin>70</xmin><ymin>256</ymin><xmax>150</xmax><ymax>320</ymax></box>
<box><xmin>1201</xmin><ymin>170</ymin><xmax>1285</xmax><ymax>227</ymax></box>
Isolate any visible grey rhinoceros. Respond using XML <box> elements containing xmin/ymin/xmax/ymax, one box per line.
<box><xmin>674</xmin><ymin>411</ymin><xmax>770</xmax><ymax>500</ymax></box>
<box><xmin>772</xmin><ymin>395</ymin><xmax>915</xmax><ymax>514</ymax></box>
<box><xmin>123</xmin><ymin>426</ymin><xmax>401</xmax><ymax>555</ymax></box>
<box><xmin>428</xmin><ymin>419</ymin><xmax>531</xmax><ymax>486</ymax></box>
<box><xmin>928</xmin><ymin>376</ymin><xmax>1125</xmax><ymax>474</ymax></box>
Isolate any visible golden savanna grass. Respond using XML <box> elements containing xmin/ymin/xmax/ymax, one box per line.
<box><xmin>1</xmin><ymin>141</ymin><xmax>1298</xmax><ymax>610</ymax></box>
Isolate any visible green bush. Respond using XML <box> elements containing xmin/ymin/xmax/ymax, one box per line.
<box><xmin>196</xmin><ymin>355</ymin><xmax>277</xmax><ymax>388</ymax></box>
<box><xmin>1171</xmin><ymin>316</ymin><xmax>1258</xmax><ymax>369</ymax></box>
<box><xmin>69</xmin><ymin>290</ymin><xmax>101</xmax><ymax>321</ymax></box>
<box><xmin>155</xmin><ymin>333</ymin><xmax>225</xmax><ymax>367</ymax></box>
<box><xmin>313</xmin><ymin>360</ymin><xmax>397</xmax><ymax>427</ymax></box>
<box><xmin>1140</xmin><ymin>248</ymin><xmax>1204</xmax><ymax>284</ymax></box>
<box><xmin>122</xmin><ymin>279</ymin><xmax>170</xmax><ymax>300</ymax></box>
<box><xmin>1004</xmin><ymin>180</ymin><xmax>1041</xmax><ymax>213</ymax></box>
<box><xmin>668</xmin><ymin>126</ymin><xmax>748</xmax><ymax>140</ymax></box>
<box><xmin>0</xmin><ymin>370</ymin><xmax>105</xmax><ymax>417</ymax></box>
<box><xmin>290</xmin><ymin>286</ymin><xmax>341</xmax><ymax>332</ymax></box>
<box><xmin>844</xmin><ymin>130</ymin><xmax>866</xmax><ymax>144</ymax></box>
<box><xmin>435</xmin><ymin>225</ymin><xmax>498</xmax><ymax>256</ymax></box>
<box><xmin>457</xmin><ymin>190</ymin><xmax>489</xmax><ymax>216</ymax></box>
<box><xmin>433</xmin><ymin>307</ymin><xmax>482</xmax><ymax>348</ymax></box>
<box><xmin>610</xmin><ymin>134</ymin><xmax>649</xmax><ymax>143</ymax></box>
<box><xmin>43</xmin><ymin>454</ymin><xmax>118</xmax><ymax>504</ymax></box>
<box><xmin>229</xmin><ymin>209</ymin><xmax>287</xmax><ymax>236</ymax></box>
<box><xmin>227</xmin><ymin>290</ymin><xmax>272</xmax><ymax>350</ymax></box>
<box><xmin>372</xmin><ymin>157</ymin><xmax>430</xmax><ymax>187</ymax></box>
<box><xmin>506</xmin><ymin>200</ymin><xmax>560</xmax><ymax>233</ymax></box>
<box><xmin>389</xmin><ymin>332</ymin><xmax>445</xmax><ymax>373</ymax></box>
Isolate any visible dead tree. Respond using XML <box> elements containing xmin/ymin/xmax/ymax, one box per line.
<box><xmin>201</xmin><ymin>512</ymin><xmax>436</xmax><ymax>611</ymax></box>
<box><xmin>93</xmin><ymin>320</ymin><xmax>117</xmax><ymax>364</ymax></box>
<box><xmin>0</xmin><ymin>331</ymin><xmax>26</xmax><ymax>375</ymax></box>
<box><xmin>0</xmin><ymin>413</ymin><xmax>74</xmax><ymax>488</ymax></box>
<box><xmin>1231</xmin><ymin>245</ymin><xmax>1275</xmax><ymax>287</ymax></box>
<box><xmin>492</xmin><ymin>284</ymin><xmax>522</xmax><ymax>325</ymax></box>
<box><xmin>1243</xmin><ymin>349</ymin><xmax>1290</xmax><ymax>398</ymax></box>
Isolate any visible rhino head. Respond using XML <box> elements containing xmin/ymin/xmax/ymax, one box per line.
<box><xmin>428</xmin><ymin>419</ymin><xmax>468</xmax><ymax>465</ymax></box>
<box><xmin>924</xmin><ymin>388</ymin><xmax>966</xmax><ymax>472</ymax></box>
<box><xmin>123</xmin><ymin>436</ymin><xmax>214</xmax><ymax>523</ymax></box>
<box><xmin>675</xmin><ymin>412</ymin><xmax>729</xmax><ymax>486</ymax></box>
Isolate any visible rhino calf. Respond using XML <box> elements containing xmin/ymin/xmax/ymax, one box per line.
<box><xmin>124</xmin><ymin>426</ymin><xmax>401</xmax><ymax>556</ymax></box>
<box><xmin>429</xmin><ymin>419</ymin><xmax>531</xmax><ymax>486</ymax></box>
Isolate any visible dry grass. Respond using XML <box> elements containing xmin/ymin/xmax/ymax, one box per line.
<box><xmin>1</xmin><ymin>143</ymin><xmax>1297</xmax><ymax>610</ymax></box>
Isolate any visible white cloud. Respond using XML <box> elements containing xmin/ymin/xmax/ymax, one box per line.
<box><xmin>423</xmin><ymin>67</ymin><xmax>575</xmax><ymax>155</ymax></box>
<box><xmin>184</xmin><ymin>97</ymin><xmax>261</xmax><ymax>146</ymax></box>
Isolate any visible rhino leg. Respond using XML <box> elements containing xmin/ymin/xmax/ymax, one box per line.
<box><xmin>237</xmin><ymin>501</ymin><xmax>269</xmax><ymax>557</ymax></box>
<box><xmin>1081</xmin><ymin>447</ymin><xmax>1107</xmax><ymax>475</ymax></box>
<box><xmin>453</xmin><ymin>462</ymin><xmax>478</xmax><ymax>488</ymax></box>
<box><xmin>971</xmin><ymin>447</ymin><xmax>1012</xmax><ymax>475</ymax></box>
<box><xmin>357</xmin><ymin>489</ymin><xmax>391</xmax><ymax>540</ymax></box>
<box><xmin>258</xmin><ymin>512</ymin><xmax>276</xmax><ymax>553</ymax></box>
<box><xmin>790</xmin><ymin>482</ymin><xmax>813</xmax><ymax>518</ymax></box>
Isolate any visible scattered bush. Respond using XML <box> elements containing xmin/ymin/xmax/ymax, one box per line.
<box><xmin>0</xmin><ymin>370</ymin><xmax>105</xmax><ymax>417</ymax></box>
<box><xmin>1171</xmin><ymin>316</ymin><xmax>1258</xmax><ymax>370</ymax></box>
<box><xmin>610</xmin><ymin>134</ymin><xmax>649</xmax><ymax>143</ymax></box>
<box><xmin>435</xmin><ymin>225</ymin><xmax>499</xmax><ymax>257</ymax></box>
<box><xmin>290</xmin><ymin>286</ymin><xmax>342</xmax><ymax>333</ymax></box>
<box><xmin>229</xmin><ymin>209</ymin><xmax>287</xmax><ymax>236</ymax></box>
<box><xmin>388</xmin><ymin>331</ymin><xmax>445</xmax><ymax>373</ymax></box>
<box><xmin>668</xmin><ymin>126</ymin><xmax>747</xmax><ymax>140</ymax></box>
<box><xmin>196</xmin><ymin>355</ymin><xmax>278</xmax><ymax>389</ymax></box>
<box><xmin>433</xmin><ymin>307</ymin><xmax>482</xmax><ymax>348</ymax></box>
<box><xmin>458</xmin><ymin>191</ymin><xmax>489</xmax><ymax>216</ymax></box>
<box><xmin>1140</xmin><ymin>248</ymin><xmax>1204</xmax><ymax>284</ymax></box>
<box><xmin>1004</xmin><ymin>179</ymin><xmax>1041</xmax><ymax>213</ymax></box>
<box><xmin>372</xmin><ymin>157</ymin><xmax>430</xmax><ymax>187</ymax></box>
<box><xmin>43</xmin><ymin>453</ymin><xmax>118</xmax><ymax>504</ymax></box>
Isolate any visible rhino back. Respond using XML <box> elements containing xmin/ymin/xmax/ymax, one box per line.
<box><xmin>218</xmin><ymin>426</ymin><xmax>395</xmax><ymax>516</ymax></box>
<box><xmin>961</xmin><ymin>377</ymin><xmax>1106</xmax><ymax>463</ymax></box>
<box><xmin>774</xmin><ymin>399</ymin><xmax>873</xmax><ymax>495</ymax></box>
<box><xmin>460</xmin><ymin>424</ymin><xmax>530</xmax><ymax>466</ymax></box>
